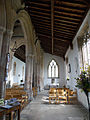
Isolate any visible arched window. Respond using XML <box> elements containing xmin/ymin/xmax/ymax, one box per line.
<box><xmin>13</xmin><ymin>62</ymin><xmax>16</xmax><ymax>76</ymax></box>
<box><xmin>48</xmin><ymin>59</ymin><xmax>59</xmax><ymax>78</ymax></box>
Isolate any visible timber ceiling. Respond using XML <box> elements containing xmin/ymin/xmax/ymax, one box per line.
<box><xmin>24</xmin><ymin>0</ymin><xmax>90</xmax><ymax>58</ymax></box>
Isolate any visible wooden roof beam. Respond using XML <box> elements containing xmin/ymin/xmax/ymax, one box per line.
<box><xmin>54</xmin><ymin>25</ymin><xmax>76</xmax><ymax>30</ymax></box>
<box><xmin>54</xmin><ymin>30</ymin><xmax>74</xmax><ymax>36</ymax></box>
<box><xmin>28</xmin><ymin>1</ymin><xmax>50</xmax><ymax>7</ymax></box>
<box><xmin>54</xmin><ymin>29</ymin><xmax>75</xmax><ymax>34</ymax></box>
<box><xmin>33</xmin><ymin>19</ymin><xmax>76</xmax><ymax>29</ymax></box>
<box><xmin>54</xmin><ymin>6</ymin><xmax>85</xmax><ymax>13</ymax></box>
<box><xmin>55</xmin><ymin>22</ymin><xmax>76</xmax><ymax>28</ymax></box>
<box><xmin>35</xmin><ymin>25</ymin><xmax>51</xmax><ymax>30</ymax></box>
<box><xmin>54</xmin><ymin>34</ymin><xmax>72</xmax><ymax>40</ymax></box>
<box><xmin>38</xmin><ymin>33</ymin><xmax>71</xmax><ymax>43</ymax></box>
<box><xmin>30</xmin><ymin>13</ymin><xmax>51</xmax><ymax>20</ymax></box>
<box><xmin>36</xmin><ymin>27</ymin><xmax>51</xmax><ymax>32</ymax></box>
<box><xmin>33</xmin><ymin>17</ymin><xmax>78</xmax><ymax>27</ymax></box>
<box><xmin>54</xmin><ymin>19</ymin><xmax>79</xmax><ymax>25</ymax></box>
<box><xmin>32</xmin><ymin>18</ymin><xmax>51</xmax><ymax>24</ymax></box>
<box><xmin>60</xmin><ymin>1</ymin><xmax>87</xmax><ymax>8</ymax></box>
<box><xmin>34</xmin><ymin>23</ymin><xmax>51</xmax><ymax>29</ymax></box>
<box><xmin>32</xmin><ymin>20</ymin><xmax>51</xmax><ymax>26</ymax></box>
<box><xmin>54</xmin><ymin>32</ymin><xmax>74</xmax><ymax>37</ymax></box>
<box><xmin>34</xmin><ymin>23</ymin><xmax>76</xmax><ymax>34</ymax></box>
<box><xmin>54</xmin><ymin>16</ymin><xmax>79</xmax><ymax>24</ymax></box>
<box><xmin>55</xmin><ymin>15</ymin><xmax>80</xmax><ymax>22</ymax></box>
<box><xmin>28</xmin><ymin>10</ymin><xmax>51</xmax><ymax>16</ymax></box>
<box><xmin>54</xmin><ymin>23</ymin><xmax>77</xmax><ymax>29</ymax></box>
<box><xmin>54</xmin><ymin>27</ymin><xmax>76</xmax><ymax>33</ymax></box>
<box><xmin>29</xmin><ymin>6</ymin><xmax>50</xmax><ymax>12</ymax></box>
<box><xmin>54</xmin><ymin>11</ymin><xmax>82</xmax><ymax>17</ymax></box>
<box><xmin>35</xmin><ymin>25</ymin><xmax>75</xmax><ymax>35</ymax></box>
<box><xmin>51</xmin><ymin>0</ymin><xmax>54</xmax><ymax>54</ymax></box>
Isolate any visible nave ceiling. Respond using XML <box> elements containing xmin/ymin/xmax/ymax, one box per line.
<box><xmin>24</xmin><ymin>0</ymin><xmax>90</xmax><ymax>58</ymax></box>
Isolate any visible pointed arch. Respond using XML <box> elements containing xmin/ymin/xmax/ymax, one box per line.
<box><xmin>48</xmin><ymin>59</ymin><xmax>59</xmax><ymax>78</ymax></box>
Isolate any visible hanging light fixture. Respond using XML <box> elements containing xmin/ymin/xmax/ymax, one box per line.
<box><xmin>10</xmin><ymin>41</ymin><xmax>17</xmax><ymax>52</ymax></box>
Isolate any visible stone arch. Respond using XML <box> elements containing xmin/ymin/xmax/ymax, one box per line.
<box><xmin>9</xmin><ymin>9</ymin><xmax>35</xmax><ymax>77</ymax></box>
<box><xmin>11</xmin><ymin>10</ymin><xmax>34</xmax><ymax>56</ymax></box>
<box><xmin>9</xmin><ymin>10</ymin><xmax>35</xmax><ymax>98</ymax></box>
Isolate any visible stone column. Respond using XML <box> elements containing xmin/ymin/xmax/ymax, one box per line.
<box><xmin>0</xmin><ymin>26</ymin><xmax>5</xmax><ymax>58</ymax></box>
<box><xmin>39</xmin><ymin>56</ymin><xmax>42</xmax><ymax>91</ymax></box>
<box><xmin>40</xmin><ymin>55</ymin><xmax>44</xmax><ymax>90</ymax></box>
<box><xmin>34</xmin><ymin>62</ymin><xmax>37</xmax><ymax>87</ymax></box>
<box><xmin>0</xmin><ymin>29</ymin><xmax>13</xmax><ymax>98</ymax></box>
<box><xmin>87</xmin><ymin>11</ymin><xmax>90</xmax><ymax>32</ymax></box>
<box><xmin>24</xmin><ymin>54</ymin><xmax>34</xmax><ymax>100</ymax></box>
<box><xmin>32</xmin><ymin>57</ymin><xmax>35</xmax><ymax>88</ymax></box>
<box><xmin>37</xmin><ymin>62</ymin><xmax>40</xmax><ymax>92</ymax></box>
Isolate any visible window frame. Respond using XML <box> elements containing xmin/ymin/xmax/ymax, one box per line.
<box><xmin>47</xmin><ymin>59</ymin><xmax>59</xmax><ymax>78</ymax></box>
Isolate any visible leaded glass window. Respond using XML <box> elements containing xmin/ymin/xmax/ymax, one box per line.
<box><xmin>48</xmin><ymin>59</ymin><xmax>59</xmax><ymax>78</ymax></box>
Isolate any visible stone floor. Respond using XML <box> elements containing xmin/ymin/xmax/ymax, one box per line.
<box><xmin>20</xmin><ymin>90</ymin><xmax>89</xmax><ymax>120</ymax></box>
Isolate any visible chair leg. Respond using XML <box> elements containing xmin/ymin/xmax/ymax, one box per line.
<box><xmin>49</xmin><ymin>98</ymin><xmax>51</xmax><ymax>104</ymax></box>
<box><xmin>55</xmin><ymin>98</ymin><xmax>57</xmax><ymax>104</ymax></box>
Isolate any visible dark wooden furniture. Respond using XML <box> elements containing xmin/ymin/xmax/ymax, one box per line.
<box><xmin>0</xmin><ymin>103</ymin><xmax>20</xmax><ymax>120</ymax></box>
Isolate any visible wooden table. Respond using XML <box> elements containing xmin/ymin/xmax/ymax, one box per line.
<box><xmin>0</xmin><ymin>103</ymin><xmax>20</xmax><ymax>120</ymax></box>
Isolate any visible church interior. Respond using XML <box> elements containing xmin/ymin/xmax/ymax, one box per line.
<box><xmin>0</xmin><ymin>0</ymin><xmax>90</xmax><ymax>120</ymax></box>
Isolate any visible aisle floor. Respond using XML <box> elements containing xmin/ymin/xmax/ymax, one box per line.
<box><xmin>20</xmin><ymin>90</ymin><xmax>88</xmax><ymax>120</ymax></box>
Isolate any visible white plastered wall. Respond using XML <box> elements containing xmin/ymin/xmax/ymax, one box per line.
<box><xmin>8</xmin><ymin>56</ymin><xmax>25</xmax><ymax>86</ymax></box>
<box><xmin>65</xmin><ymin>9</ymin><xmax>90</xmax><ymax>109</ymax></box>
<box><xmin>44</xmin><ymin>53</ymin><xmax>66</xmax><ymax>87</ymax></box>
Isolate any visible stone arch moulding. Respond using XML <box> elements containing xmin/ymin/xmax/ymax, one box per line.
<box><xmin>8</xmin><ymin>10</ymin><xmax>35</xmax><ymax>87</ymax></box>
<box><xmin>11</xmin><ymin>10</ymin><xmax>34</xmax><ymax>56</ymax></box>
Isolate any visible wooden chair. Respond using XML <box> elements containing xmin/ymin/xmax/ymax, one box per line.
<box><xmin>32</xmin><ymin>87</ymin><xmax>37</xmax><ymax>97</ymax></box>
<box><xmin>49</xmin><ymin>88</ymin><xmax>57</xmax><ymax>104</ymax></box>
<box><xmin>57</xmin><ymin>88</ymin><xmax>68</xmax><ymax>104</ymax></box>
<box><xmin>68</xmin><ymin>90</ymin><xmax>77</xmax><ymax>104</ymax></box>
